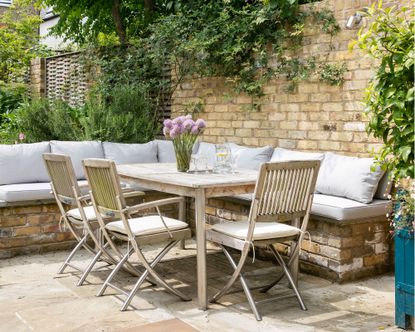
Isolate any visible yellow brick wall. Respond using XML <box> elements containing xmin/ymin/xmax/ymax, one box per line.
<box><xmin>171</xmin><ymin>0</ymin><xmax>408</xmax><ymax>157</ymax></box>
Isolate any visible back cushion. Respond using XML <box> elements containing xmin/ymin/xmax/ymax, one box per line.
<box><xmin>103</xmin><ymin>141</ymin><xmax>158</xmax><ymax>164</ymax></box>
<box><xmin>374</xmin><ymin>171</ymin><xmax>392</xmax><ymax>200</ymax></box>
<box><xmin>229</xmin><ymin>143</ymin><xmax>273</xmax><ymax>170</ymax></box>
<box><xmin>316</xmin><ymin>152</ymin><xmax>384</xmax><ymax>204</ymax></box>
<box><xmin>195</xmin><ymin>142</ymin><xmax>217</xmax><ymax>165</ymax></box>
<box><xmin>0</xmin><ymin>142</ymin><xmax>51</xmax><ymax>185</ymax></box>
<box><xmin>156</xmin><ymin>140</ymin><xmax>176</xmax><ymax>163</ymax></box>
<box><xmin>271</xmin><ymin>147</ymin><xmax>325</xmax><ymax>162</ymax></box>
<box><xmin>51</xmin><ymin>141</ymin><xmax>104</xmax><ymax>179</ymax></box>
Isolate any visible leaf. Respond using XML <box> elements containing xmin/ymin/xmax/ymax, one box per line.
<box><xmin>399</xmin><ymin>146</ymin><xmax>412</xmax><ymax>162</ymax></box>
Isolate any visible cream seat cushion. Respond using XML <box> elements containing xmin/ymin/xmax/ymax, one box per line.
<box><xmin>67</xmin><ymin>206</ymin><xmax>97</xmax><ymax>221</ymax></box>
<box><xmin>212</xmin><ymin>221</ymin><xmax>300</xmax><ymax>240</ymax></box>
<box><xmin>106</xmin><ymin>215</ymin><xmax>188</xmax><ymax>236</ymax></box>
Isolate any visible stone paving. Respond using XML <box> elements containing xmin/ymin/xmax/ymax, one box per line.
<box><xmin>0</xmin><ymin>241</ymin><xmax>399</xmax><ymax>332</ymax></box>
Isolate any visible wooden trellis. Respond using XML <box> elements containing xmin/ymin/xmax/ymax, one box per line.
<box><xmin>45</xmin><ymin>52</ymin><xmax>88</xmax><ymax>108</ymax></box>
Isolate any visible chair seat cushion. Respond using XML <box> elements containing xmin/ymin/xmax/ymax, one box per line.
<box><xmin>311</xmin><ymin>194</ymin><xmax>392</xmax><ymax>221</ymax></box>
<box><xmin>106</xmin><ymin>215</ymin><xmax>188</xmax><ymax>236</ymax></box>
<box><xmin>67</xmin><ymin>206</ymin><xmax>97</xmax><ymax>221</ymax></box>
<box><xmin>211</xmin><ymin>221</ymin><xmax>300</xmax><ymax>240</ymax></box>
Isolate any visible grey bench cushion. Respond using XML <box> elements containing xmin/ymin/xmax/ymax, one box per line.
<box><xmin>51</xmin><ymin>141</ymin><xmax>104</xmax><ymax>180</ymax></box>
<box><xmin>0</xmin><ymin>183</ymin><xmax>54</xmax><ymax>202</ymax></box>
<box><xmin>228</xmin><ymin>193</ymin><xmax>391</xmax><ymax>221</ymax></box>
<box><xmin>0</xmin><ymin>142</ymin><xmax>51</xmax><ymax>185</ymax></box>
<box><xmin>311</xmin><ymin>194</ymin><xmax>391</xmax><ymax>220</ymax></box>
<box><xmin>0</xmin><ymin>180</ymin><xmax>89</xmax><ymax>202</ymax></box>
<box><xmin>103</xmin><ymin>141</ymin><xmax>158</xmax><ymax>164</ymax></box>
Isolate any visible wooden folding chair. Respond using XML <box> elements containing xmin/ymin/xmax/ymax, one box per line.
<box><xmin>83</xmin><ymin>158</ymin><xmax>192</xmax><ymax>311</ymax></box>
<box><xmin>206</xmin><ymin>160</ymin><xmax>320</xmax><ymax>321</ymax></box>
<box><xmin>43</xmin><ymin>153</ymin><xmax>145</xmax><ymax>286</ymax></box>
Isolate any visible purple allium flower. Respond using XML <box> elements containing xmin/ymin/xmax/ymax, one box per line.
<box><xmin>183</xmin><ymin>119</ymin><xmax>195</xmax><ymax>130</ymax></box>
<box><xmin>173</xmin><ymin>115</ymin><xmax>186</xmax><ymax>125</ymax></box>
<box><xmin>163</xmin><ymin>119</ymin><xmax>173</xmax><ymax>129</ymax></box>
<box><xmin>18</xmin><ymin>133</ymin><xmax>25</xmax><ymax>141</ymax></box>
<box><xmin>170</xmin><ymin>127</ymin><xmax>178</xmax><ymax>139</ymax></box>
<box><xmin>195</xmin><ymin>119</ymin><xmax>206</xmax><ymax>129</ymax></box>
<box><xmin>191</xmin><ymin>125</ymin><xmax>200</xmax><ymax>135</ymax></box>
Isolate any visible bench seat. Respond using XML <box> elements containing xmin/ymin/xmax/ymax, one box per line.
<box><xmin>227</xmin><ymin>193</ymin><xmax>391</xmax><ymax>221</ymax></box>
<box><xmin>0</xmin><ymin>180</ymin><xmax>88</xmax><ymax>203</ymax></box>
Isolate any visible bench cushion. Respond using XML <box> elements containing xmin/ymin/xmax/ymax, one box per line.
<box><xmin>229</xmin><ymin>143</ymin><xmax>273</xmax><ymax>170</ymax></box>
<box><xmin>156</xmin><ymin>139</ymin><xmax>176</xmax><ymax>163</ymax></box>
<box><xmin>316</xmin><ymin>152</ymin><xmax>384</xmax><ymax>204</ymax></box>
<box><xmin>51</xmin><ymin>141</ymin><xmax>104</xmax><ymax>180</ymax></box>
<box><xmin>271</xmin><ymin>147</ymin><xmax>325</xmax><ymax>162</ymax></box>
<box><xmin>311</xmin><ymin>194</ymin><xmax>391</xmax><ymax>221</ymax></box>
<box><xmin>103</xmin><ymin>141</ymin><xmax>158</xmax><ymax>164</ymax></box>
<box><xmin>0</xmin><ymin>142</ymin><xmax>51</xmax><ymax>185</ymax></box>
<box><xmin>0</xmin><ymin>180</ymin><xmax>89</xmax><ymax>202</ymax></box>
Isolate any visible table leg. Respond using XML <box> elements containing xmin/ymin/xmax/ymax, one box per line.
<box><xmin>195</xmin><ymin>188</ymin><xmax>207</xmax><ymax>310</ymax></box>
<box><xmin>179</xmin><ymin>196</ymin><xmax>186</xmax><ymax>249</ymax></box>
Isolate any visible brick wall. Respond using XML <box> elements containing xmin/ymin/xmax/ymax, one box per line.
<box><xmin>171</xmin><ymin>0</ymin><xmax>408</xmax><ymax>157</ymax></box>
<box><xmin>0</xmin><ymin>203</ymin><xmax>74</xmax><ymax>259</ymax></box>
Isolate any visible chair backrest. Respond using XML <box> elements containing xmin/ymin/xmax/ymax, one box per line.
<box><xmin>82</xmin><ymin>158</ymin><xmax>126</xmax><ymax>217</ymax></box>
<box><xmin>252</xmin><ymin>160</ymin><xmax>320</xmax><ymax>224</ymax></box>
<box><xmin>43</xmin><ymin>153</ymin><xmax>81</xmax><ymax>206</ymax></box>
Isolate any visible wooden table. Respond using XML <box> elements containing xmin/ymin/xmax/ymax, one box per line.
<box><xmin>117</xmin><ymin>163</ymin><xmax>258</xmax><ymax>310</ymax></box>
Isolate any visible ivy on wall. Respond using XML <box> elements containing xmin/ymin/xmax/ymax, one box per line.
<box><xmin>80</xmin><ymin>1</ymin><xmax>345</xmax><ymax>112</ymax></box>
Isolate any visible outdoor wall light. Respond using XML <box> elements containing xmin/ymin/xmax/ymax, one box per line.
<box><xmin>345</xmin><ymin>8</ymin><xmax>369</xmax><ymax>30</ymax></box>
<box><xmin>346</xmin><ymin>12</ymin><xmax>363</xmax><ymax>29</ymax></box>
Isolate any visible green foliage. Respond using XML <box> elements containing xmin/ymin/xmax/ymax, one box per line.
<box><xmin>17</xmin><ymin>98</ymin><xmax>85</xmax><ymax>142</ymax></box>
<box><xmin>11</xmin><ymin>84</ymin><xmax>159</xmax><ymax>144</ymax></box>
<box><xmin>82</xmin><ymin>84</ymin><xmax>159</xmax><ymax>143</ymax></box>
<box><xmin>351</xmin><ymin>2</ymin><xmax>414</xmax><ymax>180</ymax></box>
<box><xmin>0</xmin><ymin>83</ymin><xmax>27</xmax><ymax>118</ymax></box>
<box><xmin>318</xmin><ymin>63</ymin><xmax>347</xmax><ymax>86</ymax></box>
<box><xmin>0</xmin><ymin>0</ymin><xmax>49</xmax><ymax>83</ymax></box>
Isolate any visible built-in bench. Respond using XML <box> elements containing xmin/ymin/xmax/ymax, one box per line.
<box><xmin>0</xmin><ymin>140</ymin><xmax>392</xmax><ymax>282</ymax></box>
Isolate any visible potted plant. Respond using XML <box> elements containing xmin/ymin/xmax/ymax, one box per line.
<box><xmin>352</xmin><ymin>2</ymin><xmax>414</xmax><ymax>329</ymax></box>
<box><xmin>163</xmin><ymin>114</ymin><xmax>206</xmax><ymax>172</ymax></box>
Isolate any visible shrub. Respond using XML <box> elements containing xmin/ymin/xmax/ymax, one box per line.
<box><xmin>17</xmin><ymin>98</ymin><xmax>85</xmax><ymax>142</ymax></box>
<box><xmin>83</xmin><ymin>83</ymin><xmax>159</xmax><ymax>143</ymax></box>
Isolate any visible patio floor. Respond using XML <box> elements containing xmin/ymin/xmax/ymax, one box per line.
<box><xmin>0</xmin><ymin>241</ymin><xmax>398</xmax><ymax>332</ymax></box>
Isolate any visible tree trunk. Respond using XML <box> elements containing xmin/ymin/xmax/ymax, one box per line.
<box><xmin>112</xmin><ymin>0</ymin><xmax>126</xmax><ymax>45</ymax></box>
<box><xmin>144</xmin><ymin>0</ymin><xmax>155</xmax><ymax>12</ymax></box>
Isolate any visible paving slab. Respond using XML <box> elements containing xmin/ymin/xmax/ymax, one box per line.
<box><xmin>0</xmin><ymin>240</ymin><xmax>400</xmax><ymax>332</ymax></box>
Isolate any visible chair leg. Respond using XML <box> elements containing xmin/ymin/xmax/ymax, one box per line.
<box><xmin>132</xmin><ymin>242</ymin><xmax>191</xmax><ymax>303</ymax></box>
<box><xmin>97</xmin><ymin>247</ymin><xmax>134</xmax><ymax>297</ymax></box>
<box><xmin>269</xmin><ymin>245</ymin><xmax>307</xmax><ymax>311</ymax></box>
<box><xmin>260</xmin><ymin>242</ymin><xmax>300</xmax><ymax>293</ymax></box>
<box><xmin>121</xmin><ymin>240</ymin><xmax>179</xmax><ymax>311</ymax></box>
<box><xmin>57</xmin><ymin>234</ymin><xmax>88</xmax><ymax>274</ymax></box>
<box><xmin>77</xmin><ymin>246</ymin><xmax>107</xmax><ymax>286</ymax></box>
<box><xmin>210</xmin><ymin>244</ymin><xmax>250</xmax><ymax>304</ymax></box>
<box><xmin>221</xmin><ymin>246</ymin><xmax>262</xmax><ymax>321</ymax></box>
